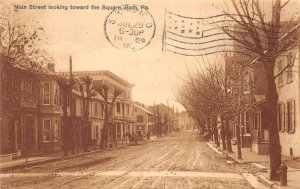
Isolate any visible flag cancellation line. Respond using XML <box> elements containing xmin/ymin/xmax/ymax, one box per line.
<box><xmin>162</xmin><ymin>10</ymin><xmax>295</xmax><ymax>57</ymax></box>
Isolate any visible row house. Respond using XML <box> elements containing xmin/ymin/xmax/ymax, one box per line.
<box><xmin>275</xmin><ymin>45</ymin><xmax>300</xmax><ymax>157</ymax></box>
<box><xmin>0</xmin><ymin>54</ymin><xmax>61</xmax><ymax>160</ymax></box>
<box><xmin>227</xmin><ymin>38</ymin><xmax>300</xmax><ymax>157</ymax></box>
<box><xmin>225</xmin><ymin>53</ymin><xmax>270</xmax><ymax>154</ymax></box>
<box><xmin>40</xmin><ymin>63</ymin><xmax>63</xmax><ymax>153</ymax></box>
<box><xmin>68</xmin><ymin>88</ymin><xmax>104</xmax><ymax>147</ymax></box>
<box><xmin>134</xmin><ymin>102</ymin><xmax>154</xmax><ymax>137</ymax></box>
<box><xmin>66</xmin><ymin>71</ymin><xmax>136</xmax><ymax>146</ymax></box>
<box><xmin>149</xmin><ymin>103</ymin><xmax>174</xmax><ymax>136</ymax></box>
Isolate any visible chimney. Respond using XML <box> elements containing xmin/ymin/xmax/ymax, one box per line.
<box><xmin>47</xmin><ymin>63</ymin><xmax>55</xmax><ymax>72</ymax></box>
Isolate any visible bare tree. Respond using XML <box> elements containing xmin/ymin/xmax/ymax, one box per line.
<box><xmin>0</xmin><ymin>5</ymin><xmax>52</xmax><ymax>69</ymax></box>
<box><xmin>79</xmin><ymin>76</ymin><xmax>97</xmax><ymax>152</ymax></box>
<box><xmin>94</xmin><ymin>82</ymin><xmax>122</xmax><ymax>148</ymax></box>
<box><xmin>220</xmin><ymin>0</ymin><xmax>300</xmax><ymax>180</ymax></box>
<box><xmin>57</xmin><ymin>77</ymin><xmax>76</xmax><ymax>157</ymax></box>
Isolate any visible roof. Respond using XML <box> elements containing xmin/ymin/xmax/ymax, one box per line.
<box><xmin>135</xmin><ymin>103</ymin><xmax>154</xmax><ymax>115</ymax></box>
<box><xmin>1</xmin><ymin>54</ymin><xmax>58</xmax><ymax>78</ymax></box>
<box><xmin>253</xmin><ymin>95</ymin><xmax>266</xmax><ymax>107</ymax></box>
<box><xmin>58</xmin><ymin>70</ymin><xmax>134</xmax><ymax>88</ymax></box>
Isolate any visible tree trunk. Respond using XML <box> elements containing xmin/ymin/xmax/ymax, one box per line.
<box><xmin>221</xmin><ymin>117</ymin><xmax>226</xmax><ymax>150</ymax></box>
<box><xmin>236</xmin><ymin>116</ymin><xmax>242</xmax><ymax>159</ymax></box>
<box><xmin>225</xmin><ymin>118</ymin><xmax>232</xmax><ymax>153</ymax></box>
<box><xmin>207</xmin><ymin>118</ymin><xmax>213</xmax><ymax>142</ymax></box>
<box><xmin>265</xmin><ymin>62</ymin><xmax>281</xmax><ymax>181</ymax></box>
<box><xmin>213</xmin><ymin>116</ymin><xmax>220</xmax><ymax>147</ymax></box>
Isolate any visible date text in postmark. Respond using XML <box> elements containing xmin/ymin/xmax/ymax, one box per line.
<box><xmin>104</xmin><ymin>4</ymin><xmax>156</xmax><ymax>51</ymax></box>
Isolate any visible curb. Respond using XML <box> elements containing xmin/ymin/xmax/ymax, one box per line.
<box><xmin>227</xmin><ymin>153</ymin><xmax>245</xmax><ymax>164</ymax></box>
<box><xmin>206</xmin><ymin>142</ymin><xmax>245</xmax><ymax>163</ymax></box>
<box><xmin>251</xmin><ymin>163</ymin><xmax>268</xmax><ymax>172</ymax></box>
<box><xmin>258</xmin><ymin>174</ymin><xmax>282</xmax><ymax>189</ymax></box>
<box><xmin>206</xmin><ymin>142</ymin><xmax>222</xmax><ymax>154</ymax></box>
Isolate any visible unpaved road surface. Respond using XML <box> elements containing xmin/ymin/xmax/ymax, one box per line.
<box><xmin>0</xmin><ymin>131</ymin><xmax>262</xmax><ymax>189</ymax></box>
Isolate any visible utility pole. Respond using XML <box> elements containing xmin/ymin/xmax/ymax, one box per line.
<box><xmin>69</xmin><ymin>56</ymin><xmax>77</xmax><ymax>155</ymax></box>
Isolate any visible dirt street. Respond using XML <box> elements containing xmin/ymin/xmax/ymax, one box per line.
<box><xmin>0</xmin><ymin>131</ymin><xmax>261</xmax><ymax>189</ymax></box>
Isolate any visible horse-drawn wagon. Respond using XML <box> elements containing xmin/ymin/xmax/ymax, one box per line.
<box><xmin>126</xmin><ymin>132</ymin><xmax>145</xmax><ymax>145</ymax></box>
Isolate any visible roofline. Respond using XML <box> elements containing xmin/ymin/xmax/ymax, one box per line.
<box><xmin>58</xmin><ymin>70</ymin><xmax>134</xmax><ymax>87</ymax></box>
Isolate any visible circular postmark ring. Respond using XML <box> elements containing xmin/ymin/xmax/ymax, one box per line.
<box><xmin>104</xmin><ymin>4</ymin><xmax>156</xmax><ymax>51</ymax></box>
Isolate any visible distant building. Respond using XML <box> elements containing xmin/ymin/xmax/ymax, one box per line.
<box><xmin>149</xmin><ymin>103</ymin><xmax>174</xmax><ymax>136</ymax></box>
<box><xmin>134</xmin><ymin>102</ymin><xmax>154</xmax><ymax>137</ymax></box>
<box><xmin>178</xmin><ymin>111</ymin><xmax>197</xmax><ymax>131</ymax></box>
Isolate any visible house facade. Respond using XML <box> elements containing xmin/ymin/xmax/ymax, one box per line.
<box><xmin>134</xmin><ymin>102</ymin><xmax>154</xmax><ymax>137</ymax></box>
<box><xmin>68</xmin><ymin>71</ymin><xmax>136</xmax><ymax>146</ymax></box>
<box><xmin>275</xmin><ymin>46</ymin><xmax>300</xmax><ymax>157</ymax></box>
<box><xmin>1</xmin><ymin>55</ymin><xmax>61</xmax><ymax>159</ymax></box>
<box><xmin>226</xmin><ymin>54</ymin><xmax>270</xmax><ymax>154</ymax></box>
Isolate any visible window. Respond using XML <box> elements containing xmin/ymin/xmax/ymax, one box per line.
<box><xmin>243</xmin><ymin>111</ymin><xmax>250</xmax><ymax>134</ymax></box>
<box><xmin>287</xmin><ymin>100</ymin><xmax>295</xmax><ymax>133</ymax></box>
<box><xmin>116</xmin><ymin>102</ymin><xmax>121</xmax><ymax>113</ymax></box>
<box><xmin>54</xmin><ymin>84</ymin><xmax>59</xmax><ymax>105</ymax></box>
<box><xmin>94</xmin><ymin>102</ymin><xmax>99</xmax><ymax>117</ymax></box>
<box><xmin>277</xmin><ymin>103</ymin><xmax>285</xmax><ymax>132</ymax></box>
<box><xmin>287</xmin><ymin>53</ymin><xmax>293</xmax><ymax>83</ymax></box>
<box><xmin>278</xmin><ymin>59</ymin><xmax>283</xmax><ymax>87</ymax></box>
<box><xmin>243</xmin><ymin>73</ymin><xmax>251</xmax><ymax>93</ymax></box>
<box><xmin>136</xmin><ymin>115</ymin><xmax>143</xmax><ymax>122</ymax></box>
<box><xmin>43</xmin><ymin>120</ymin><xmax>51</xmax><ymax>142</ymax></box>
<box><xmin>54</xmin><ymin>120</ymin><xmax>61</xmax><ymax>142</ymax></box>
<box><xmin>254</xmin><ymin>112</ymin><xmax>261</xmax><ymax>130</ymax></box>
<box><xmin>95</xmin><ymin>125</ymin><xmax>99</xmax><ymax>140</ymax></box>
<box><xmin>122</xmin><ymin>103</ymin><xmax>125</xmax><ymax>115</ymax></box>
<box><xmin>101</xmin><ymin>103</ymin><xmax>104</xmax><ymax>117</ymax></box>
<box><xmin>126</xmin><ymin>104</ymin><xmax>129</xmax><ymax>115</ymax></box>
<box><xmin>93</xmin><ymin>125</ymin><xmax>99</xmax><ymax>140</ymax></box>
<box><xmin>43</xmin><ymin>82</ymin><xmax>50</xmax><ymax>105</ymax></box>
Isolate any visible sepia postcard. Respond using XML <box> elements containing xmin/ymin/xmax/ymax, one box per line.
<box><xmin>0</xmin><ymin>0</ymin><xmax>300</xmax><ymax>188</ymax></box>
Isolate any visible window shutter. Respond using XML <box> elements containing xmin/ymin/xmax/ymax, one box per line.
<box><xmin>284</xmin><ymin>103</ymin><xmax>287</xmax><ymax>132</ymax></box>
<box><xmin>293</xmin><ymin>100</ymin><xmax>295</xmax><ymax>132</ymax></box>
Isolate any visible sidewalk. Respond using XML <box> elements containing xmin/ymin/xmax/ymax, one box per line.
<box><xmin>0</xmin><ymin>143</ymin><xmax>128</xmax><ymax>172</ymax></box>
<box><xmin>208</xmin><ymin>141</ymin><xmax>300</xmax><ymax>189</ymax></box>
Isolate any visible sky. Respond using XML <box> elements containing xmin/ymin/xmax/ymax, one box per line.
<box><xmin>3</xmin><ymin>0</ymin><xmax>299</xmax><ymax>111</ymax></box>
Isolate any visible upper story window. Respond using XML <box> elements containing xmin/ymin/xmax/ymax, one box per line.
<box><xmin>116</xmin><ymin>102</ymin><xmax>121</xmax><ymax>113</ymax></box>
<box><xmin>122</xmin><ymin>103</ymin><xmax>125</xmax><ymax>115</ymax></box>
<box><xmin>278</xmin><ymin>59</ymin><xmax>283</xmax><ymax>87</ymax></box>
<box><xmin>24</xmin><ymin>80</ymin><xmax>35</xmax><ymax>100</ymax></box>
<box><xmin>243</xmin><ymin>73</ymin><xmax>251</xmax><ymax>94</ymax></box>
<box><xmin>287</xmin><ymin>100</ymin><xmax>295</xmax><ymax>133</ymax></box>
<box><xmin>54</xmin><ymin>84</ymin><xmax>59</xmax><ymax>106</ymax></box>
<box><xmin>43</xmin><ymin>82</ymin><xmax>51</xmax><ymax>105</ymax></box>
<box><xmin>286</xmin><ymin>52</ymin><xmax>293</xmax><ymax>83</ymax></box>
<box><xmin>101</xmin><ymin>103</ymin><xmax>104</xmax><ymax>118</ymax></box>
<box><xmin>126</xmin><ymin>104</ymin><xmax>129</xmax><ymax>115</ymax></box>
<box><xmin>94</xmin><ymin>102</ymin><xmax>99</xmax><ymax>117</ymax></box>
<box><xmin>136</xmin><ymin>115</ymin><xmax>143</xmax><ymax>122</ymax></box>
<box><xmin>148</xmin><ymin>115</ymin><xmax>154</xmax><ymax>122</ymax></box>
